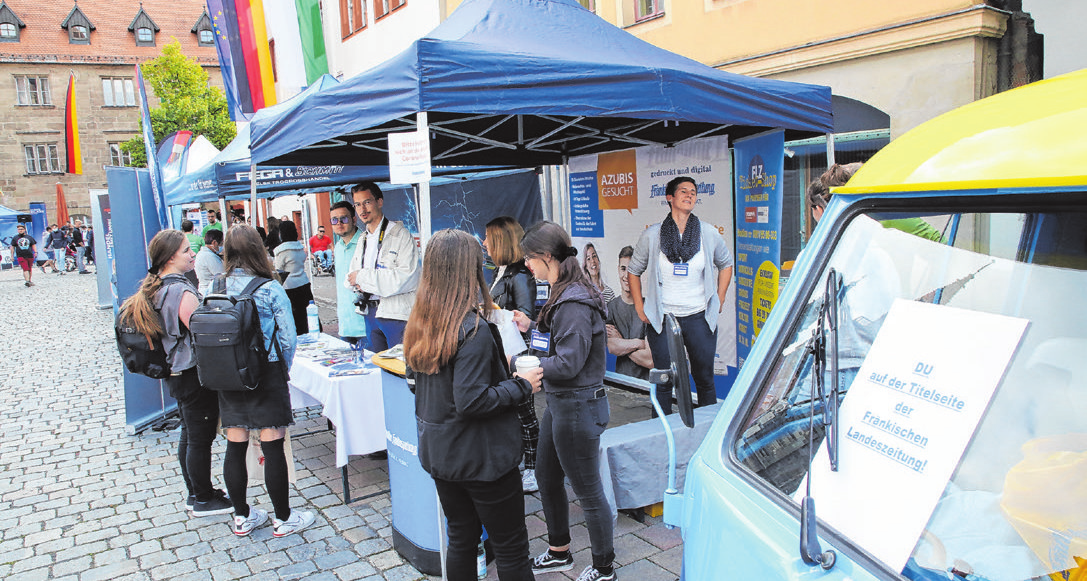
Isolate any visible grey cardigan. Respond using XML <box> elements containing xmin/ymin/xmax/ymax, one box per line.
<box><xmin>627</xmin><ymin>219</ymin><xmax>734</xmax><ymax>334</ymax></box>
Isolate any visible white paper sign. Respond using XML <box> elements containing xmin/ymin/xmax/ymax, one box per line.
<box><xmin>388</xmin><ymin>130</ymin><xmax>432</xmax><ymax>185</ymax></box>
<box><xmin>488</xmin><ymin>309</ymin><xmax>528</xmax><ymax>357</ymax></box>
<box><xmin>804</xmin><ymin>299</ymin><xmax>1027</xmax><ymax>572</ymax></box>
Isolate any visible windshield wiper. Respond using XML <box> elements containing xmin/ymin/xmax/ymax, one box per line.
<box><xmin>799</xmin><ymin>269</ymin><xmax>842</xmax><ymax>570</ymax></box>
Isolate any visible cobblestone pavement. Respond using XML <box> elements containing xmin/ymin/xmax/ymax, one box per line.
<box><xmin>0</xmin><ymin>266</ymin><xmax>682</xmax><ymax>581</ymax></box>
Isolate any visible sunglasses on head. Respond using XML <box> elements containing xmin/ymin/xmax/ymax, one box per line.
<box><xmin>329</xmin><ymin>216</ymin><xmax>353</xmax><ymax>224</ymax></box>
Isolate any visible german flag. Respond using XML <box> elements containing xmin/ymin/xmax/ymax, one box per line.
<box><xmin>207</xmin><ymin>0</ymin><xmax>277</xmax><ymax>120</ymax></box>
<box><xmin>64</xmin><ymin>73</ymin><xmax>82</xmax><ymax>174</ymax></box>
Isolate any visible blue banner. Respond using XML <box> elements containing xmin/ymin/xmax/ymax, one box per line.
<box><xmin>569</xmin><ymin>171</ymin><xmax>604</xmax><ymax>237</ymax></box>
<box><xmin>135</xmin><ymin>65</ymin><xmax>170</xmax><ymax>230</ymax></box>
<box><xmin>733</xmin><ymin>131</ymin><xmax>784</xmax><ymax>368</ymax></box>
<box><xmin>29</xmin><ymin>202</ymin><xmax>48</xmax><ymax>261</ymax></box>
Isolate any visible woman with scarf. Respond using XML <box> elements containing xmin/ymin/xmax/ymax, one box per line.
<box><xmin>627</xmin><ymin>176</ymin><xmax>734</xmax><ymax>415</ymax></box>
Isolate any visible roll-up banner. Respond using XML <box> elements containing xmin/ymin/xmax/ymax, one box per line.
<box><xmin>567</xmin><ymin>136</ymin><xmax>738</xmax><ymax>397</ymax></box>
<box><xmin>732</xmin><ymin>130</ymin><xmax>785</xmax><ymax>368</ymax></box>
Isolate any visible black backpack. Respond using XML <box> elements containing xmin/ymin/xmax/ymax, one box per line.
<box><xmin>190</xmin><ymin>276</ymin><xmax>277</xmax><ymax>391</ymax></box>
<box><xmin>114</xmin><ymin>278</ymin><xmax>186</xmax><ymax>379</ymax></box>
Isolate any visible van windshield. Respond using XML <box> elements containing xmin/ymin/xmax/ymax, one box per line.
<box><xmin>732</xmin><ymin>208</ymin><xmax>1087</xmax><ymax>581</ymax></box>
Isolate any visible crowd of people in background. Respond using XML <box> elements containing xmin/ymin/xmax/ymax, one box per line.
<box><xmin>12</xmin><ymin>220</ymin><xmax>96</xmax><ymax>281</ymax></box>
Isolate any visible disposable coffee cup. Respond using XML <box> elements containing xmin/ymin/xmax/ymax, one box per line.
<box><xmin>515</xmin><ymin>355</ymin><xmax>541</xmax><ymax>376</ymax></box>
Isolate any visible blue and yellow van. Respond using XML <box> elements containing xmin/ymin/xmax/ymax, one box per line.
<box><xmin>671</xmin><ymin>69</ymin><xmax>1087</xmax><ymax>580</ymax></box>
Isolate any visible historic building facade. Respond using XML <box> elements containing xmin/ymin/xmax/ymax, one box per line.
<box><xmin>0</xmin><ymin>0</ymin><xmax>221</xmax><ymax>221</ymax></box>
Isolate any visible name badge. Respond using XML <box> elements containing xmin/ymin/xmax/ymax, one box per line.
<box><xmin>673</xmin><ymin>263</ymin><xmax>689</xmax><ymax>276</ymax></box>
<box><xmin>530</xmin><ymin>330</ymin><xmax>551</xmax><ymax>352</ymax></box>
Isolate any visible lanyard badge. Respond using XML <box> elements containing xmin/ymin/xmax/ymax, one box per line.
<box><xmin>530</xmin><ymin>330</ymin><xmax>551</xmax><ymax>352</ymax></box>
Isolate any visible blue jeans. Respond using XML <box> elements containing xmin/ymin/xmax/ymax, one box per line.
<box><xmin>363</xmin><ymin>311</ymin><xmax>406</xmax><ymax>352</ymax></box>
<box><xmin>433</xmin><ymin>469</ymin><xmax>533</xmax><ymax>581</ymax></box>
<box><xmin>538</xmin><ymin>387</ymin><xmax>615</xmax><ymax>569</ymax></box>
<box><xmin>647</xmin><ymin>310</ymin><xmax>717</xmax><ymax>415</ymax></box>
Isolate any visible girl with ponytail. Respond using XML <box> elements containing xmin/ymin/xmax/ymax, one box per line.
<box><xmin>513</xmin><ymin>221</ymin><xmax>616</xmax><ymax>581</ymax></box>
<box><xmin>118</xmin><ymin>229</ymin><xmax>231</xmax><ymax>517</ymax></box>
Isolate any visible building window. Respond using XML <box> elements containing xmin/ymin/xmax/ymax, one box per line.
<box><xmin>0</xmin><ymin>2</ymin><xmax>25</xmax><ymax>43</ymax></box>
<box><xmin>109</xmin><ymin>143</ymin><xmax>132</xmax><ymax>167</ymax></box>
<box><xmin>136</xmin><ymin>27</ymin><xmax>153</xmax><ymax>44</ymax></box>
<box><xmin>635</xmin><ymin>0</ymin><xmax>662</xmax><ymax>21</ymax></box>
<box><xmin>0</xmin><ymin>22</ymin><xmax>15</xmax><ymax>40</ymax></box>
<box><xmin>24</xmin><ymin>144</ymin><xmax>61</xmax><ymax>174</ymax></box>
<box><xmin>70</xmin><ymin>24</ymin><xmax>89</xmax><ymax>43</ymax></box>
<box><xmin>374</xmin><ymin>0</ymin><xmax>405</xmax><ymax>20</ymax></box>
<box><xmin>340</xmin><ymin>0</ymin><xmax>365</xmax><ymax>38</ymax></box>
<box><xmin>15</xmin><ymin>75</ymin><xmax>51</xmax><ymax>106</ymax></box>
<box><xmin>102</xmin><ymin>77</ymin><xmax>136</xmax><ymax>107</ymax></box>
<box><xmin>198</xmin><ymin>28</ymin><xmax>213</xmax><ymax>45</ymax></box>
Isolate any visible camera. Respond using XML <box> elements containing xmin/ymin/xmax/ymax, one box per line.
<box><xmin>353</xmin><ymin>290</ymin><xmax>376</xmax><ymax>313</ymax></box>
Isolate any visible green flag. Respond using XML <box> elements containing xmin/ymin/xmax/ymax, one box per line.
<box><xmin>295</xmin><ymin>0</ymin><xmax>329</xmax><ymax>85</ymax></box>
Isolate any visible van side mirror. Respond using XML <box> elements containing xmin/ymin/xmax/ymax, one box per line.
<box><xmin>665</xmin><ymin>313</ymin><xmax>694</xmax><ymax>428</ymax></box>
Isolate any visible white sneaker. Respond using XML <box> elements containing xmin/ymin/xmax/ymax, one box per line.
<box><xmin>233</xmin><ymin>506</ymin><xmax>268</xmax><ymax>537</ymax></box>
<box><xmin>522</xmin><ymin>469</ymin><xmax>539</xmax><ymax>494</ymax></box>
<box><xmin>273</xmin><ymin>510</ymin><xmax>315</xmax><ymax>537</ymax></box>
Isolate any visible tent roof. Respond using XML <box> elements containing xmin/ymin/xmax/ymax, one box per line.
<box><xmin>250</xmin><ymin>0</ymin><xmax>832</xmax><ymax>167</ymax></box>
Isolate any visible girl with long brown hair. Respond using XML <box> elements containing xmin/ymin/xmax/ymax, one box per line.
<box><xmin>118</xmin><ymin>229</ymin><xmax>232</xmax><ymax>517</ymax></box>
<box><xmin>404</xmin><ymin>229</ymin><xmax>542</xmax><ymax>581</ymax></box>
<box><xmin>512</xmin><ymin>221</ymin><xmax>614</xmax><ymax>581</ymax></box>
<box><xmin>214</xmin><ymin>225</ymin><xmax>314</xmax><ymax>538</ymax></box>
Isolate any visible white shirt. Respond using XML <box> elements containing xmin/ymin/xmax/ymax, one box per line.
<box><xmin>659</xmin><ymin>248</ymin><xmax>706</xmax><ymax>317</ymax></box>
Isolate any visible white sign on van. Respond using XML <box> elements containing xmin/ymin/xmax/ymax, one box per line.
<box><xmin>388</xmin><ymin>130</ymin><xmax>431</xmax><ymax>185</ymax></box>
<box><xmin>804</xmin><ymin>299</ymin><xmax>1027</xmax><ymax>572</ymax></box>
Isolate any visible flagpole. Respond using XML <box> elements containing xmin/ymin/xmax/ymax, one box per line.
<box><xmin>250</xmin><ymin>162</ymin><xmax>257</xmax><ymax>228</ymax></box>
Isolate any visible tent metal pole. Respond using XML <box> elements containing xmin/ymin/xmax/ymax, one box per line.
<box><xmin>825</xmin><ymin>133</ymin><xmax>836</xmax><ymax>167</ymax></box>
<box><xmin>417</xmin><ymin>111</ymin><xmax>432</xmax><ymax>250</ymax></box>
<box><xmin>250</xmin><ymin>162</ymin><xmax>258</xmax><ymax>228</ymax></box>
<box><xmin>219</xmin><ymin>196</ymin><xmax>228</xmax><ymax>230</ymax></box>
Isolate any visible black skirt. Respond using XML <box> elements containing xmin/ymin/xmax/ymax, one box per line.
<box><xmin>218</xmin><ymin>358</ymin><xmax>294</xmax><ymax>429</ymax></box>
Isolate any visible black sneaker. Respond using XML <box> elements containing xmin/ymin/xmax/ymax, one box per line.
<box><xmin>184</xmin><ymin>494</ymin><xmax>196</xmax><ymax>511</ymax></box>
<box><xmin>574</xmin><ymin>566</ymin><xmax>616</xmax><ymax>581</ymax></box>
<box><xmin>192</xmin><ymin>495</ymin><xmax>233</xmax><ymax>517</ymax></box>
<box><xmin>532</xmin><ymin>551</ymin><xmax>575</xmax><ymax>574</ymax></box>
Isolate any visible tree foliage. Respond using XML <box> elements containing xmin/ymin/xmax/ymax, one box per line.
<box><xmin>121</xmin><ymin>39</ymin><xmax>236</xmax><ymax>167</ymax></box>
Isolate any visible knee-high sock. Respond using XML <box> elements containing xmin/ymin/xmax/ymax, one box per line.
<box><xmin>260</xmin><ymin>438</ymin><xmax>291</xmax><ymax>521</ymax></box>
<box><xmin>224</xmin><ymin>439</ymin><xmax>250</xmax><ymax>517</ymax></box>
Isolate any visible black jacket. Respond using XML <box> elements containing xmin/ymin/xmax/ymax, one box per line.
<box><xmin>520</xmin><ymin>282</ymin><xmax>607</xmax><ymax>394</ymax></box>
<box><xmin>490</xmin><ymin>260</ymin><xmax>536</xmax><ymax>319</ymax></box>
<box><xmin>411</xmin><ymin>312</ymin><xmax>531</xmax><ymax>482</ymax></box>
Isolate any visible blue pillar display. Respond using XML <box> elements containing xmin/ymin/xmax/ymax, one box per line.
<box><xmin>106</xmin><ymin>166</ymin><xmax>178</xmax><ymax>433</ymax></box>
<box><xmin>380</xmin><ymin>369</ymin><xmax>442</xmax><ymax>576</ymax></box>
<box><xmin>29</xmin><ymin>202</ymin><xmax>48</xmax><ymax>261</ymax></box>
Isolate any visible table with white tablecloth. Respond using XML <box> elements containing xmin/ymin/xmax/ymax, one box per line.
<box><xmin>288</xmin><ymin>334</ymin><xmax>386</xmax><ymax>501</ymax></box>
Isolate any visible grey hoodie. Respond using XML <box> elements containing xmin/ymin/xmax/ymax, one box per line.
<box><xmin>523</xmin><ymin>282</ymin><xmax>608</xmax><ymax>394</ymax></box>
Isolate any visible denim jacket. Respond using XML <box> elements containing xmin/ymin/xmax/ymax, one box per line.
<box><xmin>222</xmin><ymin>269</ymin><xmax>297</xmax><ymax>367</ymax></box>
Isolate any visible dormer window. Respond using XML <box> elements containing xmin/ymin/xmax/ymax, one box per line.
<box><xmin>0</xmin><ymin>1</ymin><xmax>26</xmax><ymax>43</ymax></box>
<box><xmin>191</xmin><ymin>9</ymin><xmax>214</xmax><ymax>47</ymax></box>
<box><xmin>129</xmin><ymin>6</ymin><xmax>159</xmax><ymax>47</ymax></box>
<box><xmin>61</xmin><ymin>3</ymin><xmax>95</xmax><ymax>45</ymax></box>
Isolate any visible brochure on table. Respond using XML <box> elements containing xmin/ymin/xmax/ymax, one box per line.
<box><xmin>804</xmin><ymin>299</ymin><xmax>1028</xmax><ymax>572</ymax></box>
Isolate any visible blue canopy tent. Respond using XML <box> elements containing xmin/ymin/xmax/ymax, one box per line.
<box><xmin>249</xmin><ymin>0</ymin><xmax>833</xmax><ymax>170</ymax></box>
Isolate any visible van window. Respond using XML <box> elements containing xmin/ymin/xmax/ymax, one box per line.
<box><xmin>732</xmin><ymin>207</ymin><xmax>1087</xmax><ymax>580</ymax></box>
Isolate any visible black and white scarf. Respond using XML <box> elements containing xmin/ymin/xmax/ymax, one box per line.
<box><xmin>660</xmin><ymin>212</ymin><xmax>701</xmax><ymax>263</ymax></box>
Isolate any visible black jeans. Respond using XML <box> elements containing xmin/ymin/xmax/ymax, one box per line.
<box><xmin>538</xmin><ymin>387</ymin><xmax>615</xmax><ymax>569</ymax></box>
<box><xmin>647</xmin><ymin>310</ymin><xmax>718</xmax><ymax>415</ymax></box>
<box><xmin>169</xmin><ymin>368</ymin><xmax>220</xmax><ymax>501</ymax></box>
<box><xmin>433</xmin><ymin>469</ymin><xmax>533</xmax><ymax>581</ymax></box>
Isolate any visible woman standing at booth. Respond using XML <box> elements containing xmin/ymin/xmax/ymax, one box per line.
<box><xmin>404</xmin><ymin>229</ymin><xmax>542</xmax><ymax>581</ymax></box>
<box><xmin>483</xmin><ymin>216</ymin><xmax>541</xmax><ymax>493</ymax></box>
<box><xmin>273</xmin><ymin>220</ymin><xmax>316</xmax><ymax>334</ymax></box>
<box><xmin>117</xmin><ymin>230</ymin><xmax>232</xmax><ymax>517</ymax></box>
<box><xmin>513</xmin><ymin>221</ymin><xmax>615</xmax><ymax>581</ymax></box>
<box><xmin>216</xmin><ymin>225</ymin><xmax>315</xmax><ymax>538</ymax></box>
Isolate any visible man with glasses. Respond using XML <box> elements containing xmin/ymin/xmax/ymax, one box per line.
<box><xmin>330</xmin><ymin>201</ymin><xmax>367</xmax><ymax>345</ymax></box>
<box><xmin>309</xmin><ymin>225</ymin><xmax>334</xmax><ymax>271</ymax></box>
<box><xmin>345</xmin><ymin>181</ymin><xmax>420</xmax><ymax>353</ymax></box>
